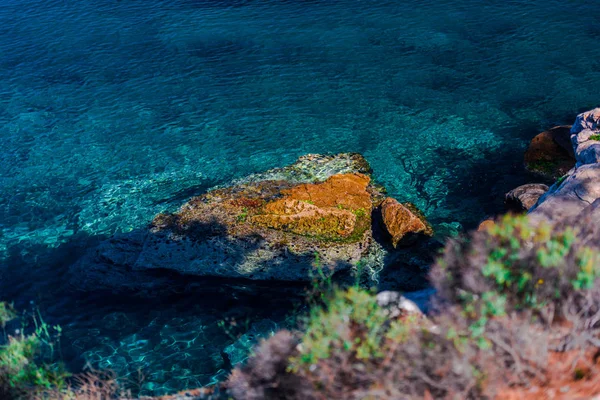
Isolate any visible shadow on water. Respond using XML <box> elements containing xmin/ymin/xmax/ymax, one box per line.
<box><xmin>0</xmin><ymin>222</ymin><xmax>306</xmax><ymax>391</ymax></box>
<box><xmin>0</xmin><ymin>194</ymin><xmax>449</xmax><ymax>386</ymax></box>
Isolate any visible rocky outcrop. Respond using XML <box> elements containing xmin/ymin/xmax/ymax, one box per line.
<box><xmin>530</xmin><ymin>108</ymin><xmax>600</xmax><ymax>222</ymax></box>
<box><xmin>72</xmin><ymin>153</ymin><xmax>432</xmax><ymax>290</ymax></box>
<box><xmin>250</xmin><ymin>173</ymin><xmax>372</xmax><ymax>240</ymax></box>
<box><xmin>529</xmin><ymin>163</ymin><xmax>600</xmax><ymax>221</ymax></box>
<box><xmin>380</xmin><ymin>198</ymin><xmax>433</xmax><ymax>247</ymax></box>
<box><xmin>571</xmin><ymin>108</ymin><xmax>600</xmax><ymax>166</ymax></box>
<box><xmin>505</xmin><ymin>183</ymin><xmax>548</xmax><ymax>212</ymax></box>
<box><xmin>524</xmin><ymin>126</ymin><xmax>575</xmax><ymax>180</ymax></box>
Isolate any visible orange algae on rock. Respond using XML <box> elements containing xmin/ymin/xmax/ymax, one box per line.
<box><xmin>380</xmin><ymin>198</ymin><xmax>433</xmax><ymax>247</ymax></box>
<box><xmin>251</xmin><ymin>173</ymin><xmax>372</xmax><ymax>240</ymax></box>
<box><xmin>153</xmin><ymin>173</ymin><xmax>373</xmax><ymax>243</ymax></box>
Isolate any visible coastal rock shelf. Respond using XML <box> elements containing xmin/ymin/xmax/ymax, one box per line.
<box><xmin>529</xmin><ymin>108</ymin><xmax>600</xmax><ymax>221</ymax></box>
<box><xmin>71</xmin><ymin>153</ymin><xmax>433</xmax><ymax>290</ymax></box>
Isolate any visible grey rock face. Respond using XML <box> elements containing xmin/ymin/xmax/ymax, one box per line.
<box><xmin>530</xmin><ymin>107</ymin><xmax>600</xmax><ymax>223</ymax></box>
<box><xmin>571</xmin><ymin>109</ymin><xmax>600</xmax><ymax>166</ymax></box>
<box><xmin>572</xmin><ymin>129</ymin><xmax>600</xmax><ymax>166</ymax></box>
<box><xmin>529</xmin><ymin>163</ymin><xmax>600</xmax><ymax>221</ymax></box>
<box><xmin>571</xmin><ymin>108</ymin><xmax>600</xmax><ymax>134</ymax></box>
<box><xmin>505</xmin><ymin>183</ymin><xmax>549</xmax><ymax>212</ymax></box>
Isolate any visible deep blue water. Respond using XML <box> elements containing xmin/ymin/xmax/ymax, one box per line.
<box><xmin>1</xmin><ymin>0</ymin><xmax>600</xmax><ymax>395</ymax></box>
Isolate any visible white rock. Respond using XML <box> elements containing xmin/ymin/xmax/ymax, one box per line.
<box><xmin>376</xmin><ymin>290</ymin><xmax>423</xmax><ymax>318</ymax></box>
<box><xmin>571</xmin><ymin>108</ymin><xmax>600</xmax><ymax>135</ymax></box>
<box><xmin>570</xmin><ymin>110</ymin><xmax>600</xmax><ymax>166</ymax></box>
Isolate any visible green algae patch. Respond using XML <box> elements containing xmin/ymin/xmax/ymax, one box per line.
<box><xmin>527</xmin><ymin>159</ymin><xmax>560</xmax><ymax>175</ymax></box>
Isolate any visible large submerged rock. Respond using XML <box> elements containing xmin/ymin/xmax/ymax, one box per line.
<box><xmin>72</xmin><ymin>153</ymin><xmax>432</xmax><ymax>290</ymax></box>
<box><xmin>524</xmin><ymin>125</ymin><xmax>575</xmax><ymax>180</ymax></box>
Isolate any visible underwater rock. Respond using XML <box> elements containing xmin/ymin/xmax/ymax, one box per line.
<box><xmin>524</xmin><ymin>126</ymin><xmax>575</xmax><ymax>180</ymax></box>
<box><xmin>141</xmin><ymin>171</ymin><xmax>378</xmax><ymax>281</ymax></box>
<box><xmin>379</xmin><ymin>198</ymin><xmax>433</xmax><ymax>247</ymax></box>
<box><xmin>505</xmin><ymin>183</ymin><xmax>549</xmax><ymax>212</ymax></box>
<box><xmin>223</xmin><ymin>319</ymin><xmax>280</xmax><ymax>366</ymax></box>
<box><xmin>72</xmin><ymin>153</ymin><xmax>433</xmax><ymax>289</ymax></box>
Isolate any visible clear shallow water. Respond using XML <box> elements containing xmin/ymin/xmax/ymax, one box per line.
<box><xmin>1</xmin><ymin>0</ymin><xmax>600</xmax><ymax>395</ymax></box>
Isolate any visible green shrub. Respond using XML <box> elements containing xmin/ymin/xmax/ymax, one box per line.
<box><xmin>0</xmin><ymin>304</ymin><xmax>70</xmax><ymax>399</ymax></box>
<box><xmin>0</xmin><ymin>303</ymin><xmax>16</xmax><ymax>331</ymax></box>
<box><xmin>292</xmin><ymin>287</ymin><xmax>389</xmax><ymax>366</ymax></box>
<box><xmin>0</xmin><ymin>333</ymin><xmax>69</xmax><ymax>393</ymax></box>
<box><xmin>284</xmin><ymin>288</ymin><xmax>481</xmax><ymax>399</ymax></box>
<box><xmin>431</xmin><ymin>213</ymin><xmax>600</xmax><ymax>380</ymax></box>
<box><xmin>230</xmin><ymin>213</ymin><xmax>600</xmax><ymax>399</ymax></box>
<box><xmin>431</xmin><ymin>214</ymin><xmax>600</xmax><ymax>323</ymax></box>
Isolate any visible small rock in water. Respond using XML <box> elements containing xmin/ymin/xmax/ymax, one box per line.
<box><xmin>477</xmin><ymin>218</ymin><xmax>496</xmax><ymax>232</ymax></box>
<box><xmin>505</xmin><ymin>183</ymin><xmax>549</xmax><ymax>212</ymax></box>
<box><xmin>380</xmin><ymin>198</ymin><xmax>433</xmax><ymax>247</ymax></box>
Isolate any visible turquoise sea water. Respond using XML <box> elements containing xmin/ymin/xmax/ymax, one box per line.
<box><xmin>1</xmin><ymin>0</ymin><xmax>599</xmax><ymax>395</ymax></box>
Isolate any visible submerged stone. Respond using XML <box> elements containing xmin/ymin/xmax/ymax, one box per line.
<box><xmin>524</xmin><ymin>126</ymin><xmax>575</xmax><ymax>180</ymax></box>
